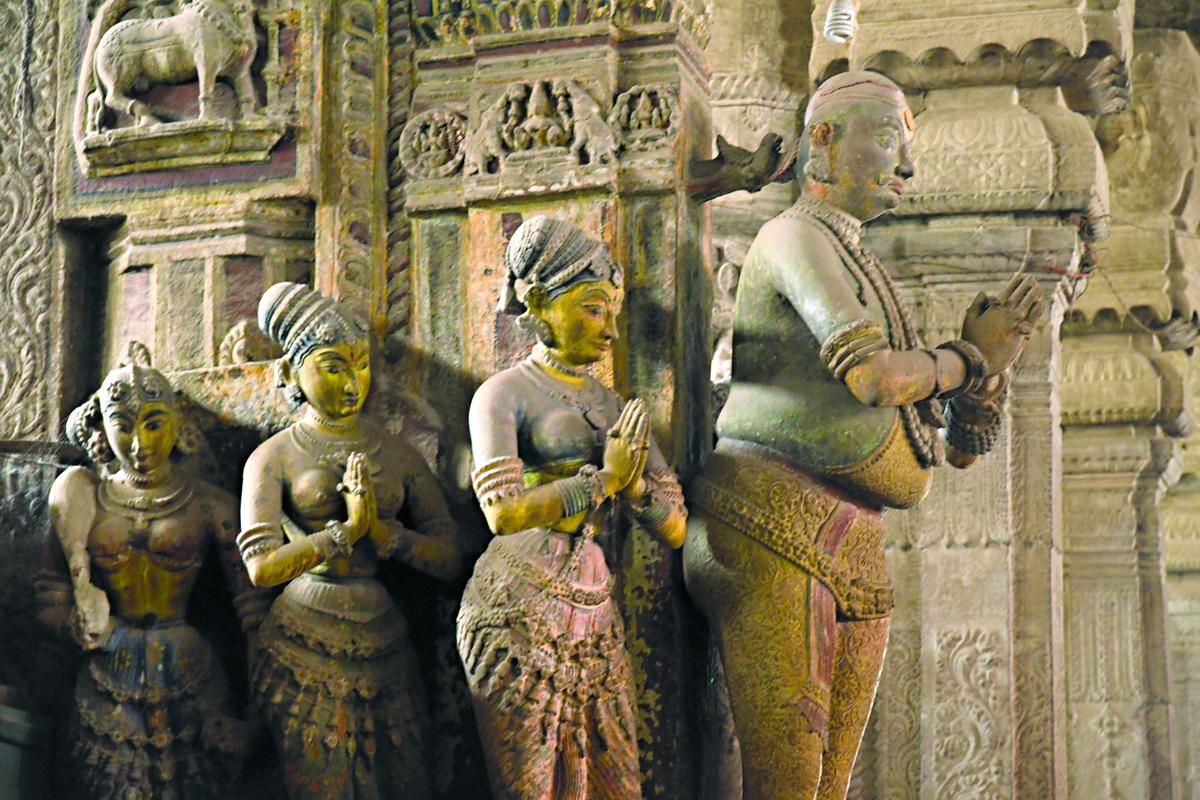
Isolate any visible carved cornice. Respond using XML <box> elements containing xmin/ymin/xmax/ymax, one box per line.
<box><xmin>411</xmin><ymin>0</ymin><xmax>711</xmax><ymax>49</ymax></box>
<box><xmin>1135</xmin><ymin>0</ymin><xmax>1200</xmax><ymax>32</ymax></box>
<box><xmin>893</xmin><ymin>87</ymin><xmax>1109</xmax><ymax>225</ymax></box>
<box><xmin>1060</xmin><ymin>333</ymin><xmax>1192</xmax><ymax>433</ymax></box>
<box><xmin>810</xmin><ymin>0</ymin><xmax>1133</xmax><ymax>98</ymax></box>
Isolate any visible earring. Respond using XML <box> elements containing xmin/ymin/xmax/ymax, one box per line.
<box><xmin>517</xmin><ymin>312</ymin><xmax>554</xmax><ymax>346</ymax></box>
<box><xmin>285</xmin><ymin>384</ymin><xmax>305</xmax><ymax>405</ymax></box>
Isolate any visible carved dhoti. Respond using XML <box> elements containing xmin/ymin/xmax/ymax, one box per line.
<box><xmin>689</xmin><ymin>438</ymin><xmax>892</xmax><ymax>621</ymax></box>
<box><xmin>251</xmin><ymin>573</ymin><xmax>430</xmax><ymax>800</ymax></box>
<box><xmin>457</xmin><ymin>528</ymin><xmax>641</xmax><ymax>800</ymax></box>
<box><xmin>684</xmin><ymin>439</ymin><xmax>893</xmax><ymax>799</ymax></box>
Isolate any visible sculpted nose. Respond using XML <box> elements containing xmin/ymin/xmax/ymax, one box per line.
<box><xmin>898</xmin><ymin>147</ymin><xmax>915</xmax><ymax>180</ymax></box>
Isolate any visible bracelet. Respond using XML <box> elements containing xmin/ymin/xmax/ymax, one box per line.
<box><xmin>472</xmin><ymin>456</ymin><xmax>525</xmax><ymax>506</ymax></box>
<box><xmin>556</xmin><ymin>464</ymin><xmax>609</xmax><ymax>518</ymax></box>
<box><xmin>374</xmin><ymin>527</ymin><xmax>405</xmax><ymax>560</ymax></box>
<box><xmin>236</xmin><ymin>522</ymin><xmax>284</xmax><ymax>561</ymax></box>
<box><xmin>819</xmin><ymin>320</ymin><xmax>888</xmax><ymax>381</ymax></box>
<box><xmin>633</xmin><ymin>495</ymin><xmax>672</xmax><ymax>529</ymax></box>
<box><xmin>935</xmin><ymin>339</ymin><xmax>988</xmax><ymax>396</ymax></box>
<box><xmin>310</xmin><ymin>522</ymin><xmax>354</xmax><ymax>560</ymax></box>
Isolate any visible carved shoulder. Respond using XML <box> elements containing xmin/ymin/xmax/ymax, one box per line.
<box><xmin>751</xmin><ymin>212</ymin><xmax>845</xmax><ymax>284</ymax></box>
<box><xmin>48</xmin><ymin>466</ymin><xmax>99</xmax><ymax>525</ymax></box>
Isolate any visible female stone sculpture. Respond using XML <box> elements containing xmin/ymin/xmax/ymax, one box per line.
<box><xmin>458</xmin><ymin>216</ymin><xmax>687</xmax><ymax>800</ymax></box>
<box><xmin>36</xmin><ymin>343</ymin><xmax>262</xmax><ymax>799</ymax></box>
<box><xmin>683</xmin><ymin>71</ymin><xmax>1045</xmax><ymax>800</ymax></box>
<box><xmin>239</xmin><ymin>281</ymin><xmax>461</xmax><ymax>799</ymax></box>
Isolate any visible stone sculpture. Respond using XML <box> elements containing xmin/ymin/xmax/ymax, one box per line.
<box><xmin>682</xmin><ymin>71</ymin><xmax>1045</xmax><ymax>800</ymax></box>
<box><xmin>239</xmin><ymin>282</ymin><xmax>462</xmax><ymax>799</ymax></box>
<box><xmin>457</xmin><ymin>216</ymin><xmax>687</xmax><ymax>799</ymax></box>
<box><xmin>79</xmin><ymin>0</ymin><xmax>260</xmax><ymax>133</ymax></box>
<box><xmin>35</xmin><ymin>342</ymin><xmax>263</xmax><ymax>799</ymax></box>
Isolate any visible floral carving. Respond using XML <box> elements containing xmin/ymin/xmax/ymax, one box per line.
<box><xmin>0</xmin><ymin>0</ymin><xmax>53</xmax><ymax>438</ymax></box>
<box><xmin>399</xmin><ymin>108</ymin><xmax>467</xmax><ymax>178</ymax></box>
<box><xmin>931</xmin><ymin>629</ymin><xmax>1008</xmax><ymax>799</ymax></box>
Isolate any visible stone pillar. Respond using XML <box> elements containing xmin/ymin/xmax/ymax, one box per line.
<box><xmin>809</xmin><ymin>2</ymin><xmax>1134</xmax><ymax>798</ymax></box>
<box><xmin>1059</xmin><ymin>335</ymin><xmax>1186</xmax><ymax>800</ymax></box>
<box><xmin>1058</xmin><ymin>24</ymin><xmax>1200</xmax><ymax>800</ymax></box>
<box><xmin>401</xmin><ymin>5</ymin><xmax>713</xmax><ymax>794</ymax></box>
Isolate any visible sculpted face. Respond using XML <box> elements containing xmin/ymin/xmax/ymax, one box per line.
<box><xmin>294</xmin><ymin>341</ymin><xmax>371</xmax><ymax>420</ymax></box>
<box><xmin>103</xmin><ymin>401</ymin><xmax>178</xmax><ymax>475</ymax></box>
<box><xmin>811</xmin><ymin>98</ymin><xmax>914</xmax><ymax>222</ymax></box>
<box><xmin>532</xmin><ymin>280</ymin><xmax>622</xmax><ymax>366</ymax></box>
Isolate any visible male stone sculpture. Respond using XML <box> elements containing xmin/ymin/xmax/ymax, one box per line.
<box><xmin>683</xmin><ymin>70</ymin><xmax>1043</xmax><ymax>800</ymax></box>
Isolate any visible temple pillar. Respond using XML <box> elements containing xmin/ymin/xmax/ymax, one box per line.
<box><xmin>809</xmin><ymin>2</ymin><xmax>1134</xmax><ymax>798</ymax></box>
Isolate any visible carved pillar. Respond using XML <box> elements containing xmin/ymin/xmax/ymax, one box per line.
<box><xmin>810</xmin><ymin>2</ymin><xmax>1134</xmax><ymax>798</ymax></box>
<box><xmin>1060</xmin><ymin>335</ymin><xmax>1186</xmax><ymax>800</ymax></box>
<box><xmin>402</xmin><ymin>4</ymin><xmax>712</xmax><ymax>796</ymax></box>
<box><xmin>1058</xmin><ymin>25</ymin><xmax>1200</xmax><ymax>800</ymax></box>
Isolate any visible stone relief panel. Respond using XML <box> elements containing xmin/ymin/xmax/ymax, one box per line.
<box><xmin>72</xmin><ymin>0</ymin><xmax>298</xmax><ymax>177</ymax></box>
<box><xmin>1066</xmin><ymin>583</ymin><xmax>1145</xmax><ymax>704</ymax></box>
<box><xmin>0</xmin><ymin>0</ymin><xmax>54</xmax><ymax>439</ymax></box>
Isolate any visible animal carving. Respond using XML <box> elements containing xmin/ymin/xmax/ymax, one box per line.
<box><xmin>555</xmin><ymin>80</ymin><xmax>616</xmax><ymax>166</ymax></box>
<box><xmin>76</xmin><ymin>0</ymin><xmax>260</xmax><ymax>137</ymax></box>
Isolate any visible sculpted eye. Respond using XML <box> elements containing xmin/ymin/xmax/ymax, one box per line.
<box><xmin>876</xmin><ymin>130</ymin><xmax>899</xmax><ymax>150</ymax></box>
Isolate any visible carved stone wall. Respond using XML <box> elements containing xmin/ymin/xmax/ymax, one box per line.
<box><xmin>1</xmin><ymin>0</ymin><xmax>56</xmax><ymax>438</ymax></box>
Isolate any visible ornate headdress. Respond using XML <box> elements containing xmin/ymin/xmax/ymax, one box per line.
<box><xmin>497</xmin><ymin>216</ymin><xmax>623</xmax><ymax>316</ymax></box>
<box><xmin>257</xmin><ymin>281</ymin><xmax>369</xmax><ymax>367</ymax></box>
<box><xmin>66</xmin><ymin>343</ymin><xmax>202</xmax><ymax>465</ymax></box>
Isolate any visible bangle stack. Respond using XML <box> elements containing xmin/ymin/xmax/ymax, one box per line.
<box><xmin>310</xmin><ymin>521</ymin><xmax>355</xmax><ymax>560</ymax></box>
<box><xmin>945</xmin><ymin>374</ymin><xmax>1009</xmax><ymax>456</ymax></box>
<box><xmin>557</xmin><ymin>464</ymin><xmax>608</xmax><ymax>518</ymax></box>
<box><xmin>935</xmin><ymin>339</ymin><xmax>988</xmax><ymax>396</ymax></box>
<box><xmin>237</xmin><ymin>522</ymin><xmax>284</xmax><ymax>561</ymax></box>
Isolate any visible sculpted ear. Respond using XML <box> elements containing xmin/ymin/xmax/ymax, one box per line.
<box><xmin>810</xmin><ymin>121</ymin><xmax>834</xmax><ymax>150</ymax></box>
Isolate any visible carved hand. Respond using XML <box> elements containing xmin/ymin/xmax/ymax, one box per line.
<box><xmin>71</xmin><ymin>581</ymin><xmax>114</xmax><ymax>651</ymax></box>
<box><xmin>339</xmin><ymin>453</ymin><xmax>376</xmax><ymax>545</ymax></box>
<box><xmin>960</xmin><ymin>273</ymin><xmax>1045</xmax><ymax>376</ymax></box>
<box><xmin>602</xmin><ymin>398</ymin><xmax>651</xmax><ymax>496</ymax></box>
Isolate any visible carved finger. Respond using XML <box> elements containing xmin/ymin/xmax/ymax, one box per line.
<box><xmin>632</xmin><ymin>409</ymin><xmax>650</xmax><ymax>449</ymax></box>
<box><xmin>620</xmin><ymin>398</ymin><xmax>645</xmax><ymax>440</ymax></box>
<box><xmin>1007</xmin><ymin>275</ymin><xmax>1040</xmax><ymax>310</ymax></box>
<box><xmin>609</xmin><ymin>399</ymin><xmax>635</xmax><ymax>438</ymax></box>
<box><xmin>999</xmin><ymin>273</ymin><xmax>1026</xmax><ymax>303</ymax></box>
<box><xmin>1015</xmin><ymin>282</ymin><xmax>1044</xmax><ymax>317</ymax></box>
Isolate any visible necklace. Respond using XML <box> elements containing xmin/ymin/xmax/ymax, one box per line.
<box><xmin>521</xmin><ymin>358</ymin><xmax>611</xmax><ymax>446</ymax></box>
<box><xmin>531</xmin><ymin>343</ymin><xmax>591</xmax><ymax>379</ymax></box>
<box><xmin>291</xmin><ymin>421</ymin><xmax>381</xmax><ymax>471</ymax></box>
<box><xmin>789</xmin><ymin>193</ymin><xmax>945</xmax><ymax>468</ymax></box>
<box><xmin>98</xmin><ymin>474</ymin><xmax>195</xmax><ymax>533</ymax></box>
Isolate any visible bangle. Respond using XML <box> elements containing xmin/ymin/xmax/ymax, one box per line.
<box><xmin>936</xmin><ymin>339</ymin><xmax>988</xmax><ymax>396</ymax></box>
<box><xmin>310</xmin><ymin>522</ymin><xmax>354</xmax><ymax>560</ymax></box>
<box><xmin>556</xmin><ymin>464</ymin><xmax>609</xmax><ymax>518</ymax></box>
<box><xmin>819</xmin><ymin>320</ymin><xmax>888</xmax><ymax>381</ymax></box>
<box><xmin>374</xmin><ymin>527</ymin><xmax>405</xmax><ymax>559</ymax></box>
<box><xmin>633</xmin><ymin>494</ymin><xmax>672</xmax><ymax>529</ymax></box>
<box><xmin>237</xmin><ymin>522</ymin><xmax>284</xmax><ymax>561</ymax></box>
